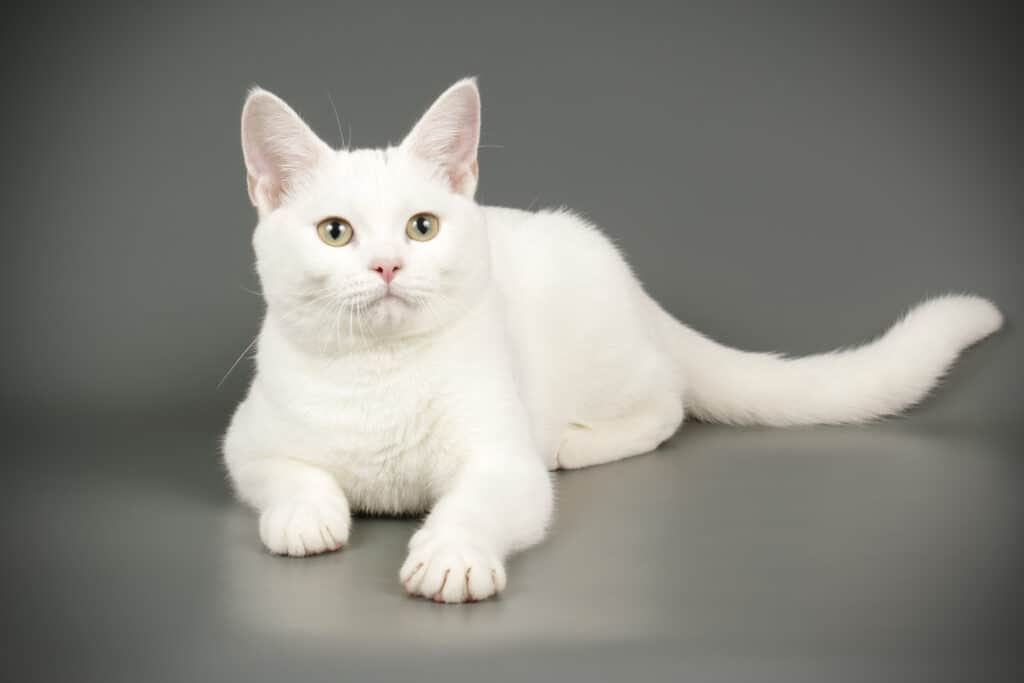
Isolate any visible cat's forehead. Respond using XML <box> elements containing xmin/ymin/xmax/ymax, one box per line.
<box><xmin>328</xmin><ymin>147</ymin><xmax>392</xmax><ymax>177</ymax></box>
<box><xmin>309</xmin><ymin>147</ymin><xmax>434</xmax><ymax>199</ymax></box>
<box><xmin>285</xmin><ymin>146</ymin><xmax>453</xmax><ymax>227</ymax></box>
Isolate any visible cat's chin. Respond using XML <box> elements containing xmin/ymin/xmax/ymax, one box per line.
<box><xmin>360</xmin><ymin>294</ymin><xmax>425</xmax><ymax>334</ymax></box>
<box><xmin>365</xmin><ymin>291</ymin><xmax>412</xmax><ymax>314</ymax></box>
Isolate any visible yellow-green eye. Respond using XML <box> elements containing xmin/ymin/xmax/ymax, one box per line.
<box><xmin>406</xmin><ymin>212</ymin><xmax>440</xmax><ymax>241</ymax></box>
<box><xmin>316</xmin><ymin>217</ymin><xmax>353</xmax><ymax>246</ymax></box>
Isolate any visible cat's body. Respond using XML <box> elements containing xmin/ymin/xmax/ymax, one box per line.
<box><xmin>224</xmin><ymin>79</ymin><xmax>1002</xmax><ymax>603</ymax></box>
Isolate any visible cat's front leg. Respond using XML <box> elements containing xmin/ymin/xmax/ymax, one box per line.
<box><xmin>225</xmin><ymin>392</ymin><xmax>352</xmax><ymax>556</ymax></box>
<box><xmin>226</xmin><ymin>447</ymin><xmax>351</xmax><ymax>557</ymax></box>
<box><xmin>400</xmin><ymin>444</ymin><xmax>553</xmax><ymax>603</ymax></box>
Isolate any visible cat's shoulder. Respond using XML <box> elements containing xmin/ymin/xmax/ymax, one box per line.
<box><xmin>481</xmin><ymin>205</ymin><xmax>534</xmax><ymax>228</ymax></box>
<box><xmin>482</xmin><ymin>204</ymin><xmax>596</xmax><ymax>234</ymax></box>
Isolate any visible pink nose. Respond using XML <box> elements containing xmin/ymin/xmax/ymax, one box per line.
<box><xmin>370</xmin><ymin>259</ymin><xmax>401</xmax><ymax>284</ymax></box>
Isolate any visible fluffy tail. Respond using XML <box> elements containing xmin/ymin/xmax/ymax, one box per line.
<box><xmin>661</xmin><ymin>295</ymin><xmax>1002</xmax><ymax>426</ymax></box>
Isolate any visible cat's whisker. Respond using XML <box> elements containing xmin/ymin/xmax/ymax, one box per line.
<box><xmin>319</xmin><ymin>299</ymin><xmax>339</xmax><ymax>356</ymax></box>
<box><xmin>333</xmin><ymin>296</ymin><xmax>346</xmax><ymax>354</ymax></box>
<box><xmin>356</xmin><ymin>303</ymin><xmax>370</xmax><ymax>348</ymax></box>
<box><xmin>217</xmin><ymin>334</ymin><xmax>259</xmax><ymax>389</ymax></box>
<box><xmin>411</xmin><ymin>291</ymin><xmax>446</xmax><ymax>334</ymax></box>
<box><xmin>326</xmin><ymin>89</ymin><xmax>345</xmax><ymax>149</ymax></box>
<box><xmin>275</xmin><ymin>296</ymin><xmax>337</xmax><ymax>331</ymax></box>
<box><xmin>357</xmin><ymin>298</ymin><xmax>370</xmax><ymax>346</ymax></box>
<box><xmin>348</xmin><ymin>299</ymin><xmax>355</xmax><ymax>342</ymax></box>
<box><xmin>279</xmin><ymin>288</ymin><xmax>342</xmax><ymax>315</ymax></box>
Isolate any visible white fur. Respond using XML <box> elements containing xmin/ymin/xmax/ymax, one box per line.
<box><xmin>224</xmin><ymin>78</ymin><xmax>1002</xmax><ymax>603</ymax></box>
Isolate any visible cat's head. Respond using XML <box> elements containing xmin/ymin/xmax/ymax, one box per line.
<box><xmin>241</xmin><ymin>79</ymin><xmax>489</xmax><ymax>350</ymax></box>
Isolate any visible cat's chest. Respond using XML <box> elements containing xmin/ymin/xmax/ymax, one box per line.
<box><xmin>320</xmin><ymin>370</ymin><xmax>438</xmax><ymax>452</ymax></box>
<box><xmin>270</xmin><ymin>356</ymin><xmax>460</xmax><ymax>513</ymax></box>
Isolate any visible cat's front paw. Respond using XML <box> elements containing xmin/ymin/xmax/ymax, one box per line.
<box><xmin>399</xmin><ymin>528</ymin><xmax>507</xmax><ymax>603</ymax></box>
<box><xmin>258</xmin><ymin>497</ymin><xmax>350</xmax><ymax>557</ymax></box>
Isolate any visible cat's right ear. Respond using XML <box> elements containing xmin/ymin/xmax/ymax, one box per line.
<box><xmin>241</xmin><ymin>88</ymin><xmax>331</xmax><ymax>215</ymax></box>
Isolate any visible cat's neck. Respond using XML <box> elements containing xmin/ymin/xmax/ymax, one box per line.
<box><xmin>257</xmin><ymin>286</ymin><xmax>495</xmax><ymax>379</ymax></box>
<box><xmin>261</xmin><ymin>311</ymin><xmax>429</xmax><ymax>366</ymax></box>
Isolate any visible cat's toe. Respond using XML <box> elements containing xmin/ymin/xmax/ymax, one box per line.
<box><xmin>400</xmin><ymin>532</ymin><xmax>506</xmax><ymax>603</ymax></box>
<box><xmin>258</xmin><ymin>498</ymin><xmax>350</xmax><ymax>557</ymax></box>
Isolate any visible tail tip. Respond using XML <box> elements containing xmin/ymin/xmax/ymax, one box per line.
<box><xmin>917</xmin><ymin>294</ymin><xmax>1004</xmax><ymax>344</ymax></box>
<box><xmin>955</xmin><ymin>294</ymin><xmax>1003</xmax><ymax>339</ymax></box>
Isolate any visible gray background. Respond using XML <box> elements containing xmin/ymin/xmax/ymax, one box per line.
<box><xmin>2</xmin><ymin>1</ymin><xmax>1022</xmax><ymax>682</ymax></box>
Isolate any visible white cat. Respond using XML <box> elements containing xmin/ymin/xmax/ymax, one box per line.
<box><xmin>223</xmin><ymin>78</ymin><xmax>1003</xmax><ymax>603</ymax></box>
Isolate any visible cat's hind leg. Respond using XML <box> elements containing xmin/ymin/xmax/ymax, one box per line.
<box><xmin>554</xmin><ymin>392</ymin><xmax>683</xmax><ymax>470</ymax></box>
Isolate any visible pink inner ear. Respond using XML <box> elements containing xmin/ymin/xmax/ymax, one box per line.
<box><xmin>246</xmin><ymin>172</ymin><xmax>260</xmax><ymax>207</ymax></box>
<box><xmin>242</xmin><ymin>138</ymin><xmax>281</xmax><ymax>208</ymax></box>
<box><xmin>402</xmin><ymin>80</ymin><xmax>481</xmax><ymax>197</ymax></box>
<box><xmin>241</xmin><ymin>89</ymin><xmax>330</xmax><ymax>213</ymax></box>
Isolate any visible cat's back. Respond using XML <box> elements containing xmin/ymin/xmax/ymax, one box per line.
<box><xmin>484</xmin><ymin>206</ymin><xmax>636</xmax><ymax>296</ymax></box>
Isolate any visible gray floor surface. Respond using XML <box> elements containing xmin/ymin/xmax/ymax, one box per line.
<box><xmin>6</xmin><ymin>409</ymin><xmax>1022</xmax><ymax>683</ymax></box>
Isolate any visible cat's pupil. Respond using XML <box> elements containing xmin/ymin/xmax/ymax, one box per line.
<box><xmin>329</xmin><ymin>222</ymin><xmax>342</xmax><ymax>240</ymax></box>
<box><xmin>415</xmin><ymin>216</ymin><xmax>431</xmax><ymax>234</ymax></box>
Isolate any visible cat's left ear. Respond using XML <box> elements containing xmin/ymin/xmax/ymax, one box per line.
<box><xmin>400</xmin><ymin>78</ymin><xmax>481</xmax><ymax>198</ymax></box>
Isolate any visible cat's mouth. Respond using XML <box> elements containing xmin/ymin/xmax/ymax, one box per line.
<box><xmin>368</xmin><ymin>289</ymin><xmax>412</xmax><ymax>307</ymax></box>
